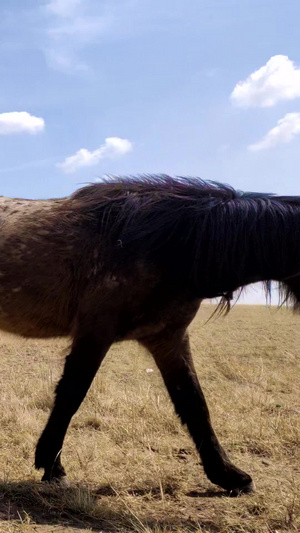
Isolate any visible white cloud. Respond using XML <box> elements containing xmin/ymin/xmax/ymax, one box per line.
<box><xmin>44</xmin><ymin>0</ymin><xmax>111</xmax><ymax>73</ymax></box>
<box><xmin>231</xmin><ymin>55</ymin><xmax>300</xmax><ymax>108</ymax></box>
<box><xmin>0</xmin><ymin>112</ymin><xmax>45</xmax><ymax>135</ymax></box>
<box><xmin>45</xmin><ymin>48</ymin><xmax>88</xmax><ymax>74</ymax></box>
<box><xmin>43</xmin><ymin>1</ymin><xmax>173</xmax><ymax>74</ymax></box>
<box><xmin>46</xmin><ymin>0</ymin><xmax>82</xmax><ymax>18</ymax></box>
<box><xmin>58</xmin><ymin>137</ymin><xmax>133</xmax><ymax>173</ymax></box>
<box><xmin>248</xmin><ymin>112</ymin><xmax>300</xmax><ymax>151</ymax></box>
<box><xmin>48</xmin><ymin>14</ymin><xmax>108</xmax><ymax>41</ymax></box>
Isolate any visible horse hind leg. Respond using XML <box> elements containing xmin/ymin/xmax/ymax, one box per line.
<box><xmin>35</xmin><ymin>332</ymin><xmax>113</xmax><ymax>482</ymax></box>
<box><xmin>141</xmin><ymin>329</ymin><xmax>254</xmax><ymax>494</ymax></box>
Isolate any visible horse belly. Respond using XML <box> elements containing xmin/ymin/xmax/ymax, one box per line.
<box><xmin>0</xmin><ymin>304</ymin><xmax>71</xmax><ymax>338</ymax></box>
<box><xmin>124</xmin><ymin>294</ymin><xmax>201</xmax><ymax>341</ymax></box>
<box><xmin>0</xmin><ymin>274</ymin><xmax>73</xmax><ymax>338</ymax></box>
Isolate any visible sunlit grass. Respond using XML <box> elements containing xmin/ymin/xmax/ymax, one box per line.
<box><xmin>0</xmin><ymin>305</ymin><xmax>299</xmax><ymax>532</ymax></box>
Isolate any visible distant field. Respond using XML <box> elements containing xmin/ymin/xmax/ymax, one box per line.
<box><xmin>0</xmin><ymin>305</ymin><xmax>299</xmax><ymax>532</ymax></box>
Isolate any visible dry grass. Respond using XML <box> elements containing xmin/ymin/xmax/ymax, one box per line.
<box><xmin>0</xmin><ymin>305</ymin><xmax>299</xmax><ymax>532</ymax></box>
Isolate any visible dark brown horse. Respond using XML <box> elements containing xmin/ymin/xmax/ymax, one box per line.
<box><xmin>1</xmin><ymin>176</ymin><xmax>299</xmax><ymax>494</ymax></box>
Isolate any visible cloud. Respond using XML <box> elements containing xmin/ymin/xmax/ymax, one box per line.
<box><xmin>58</xmin><ymin>137</ymin><xmax>133</xmax><ymax>173</ymax></box>
<box><xmin>43</xmin><ymin>1</ymin><xmax>177</xmax><ymax>74</ymax></box>
<box><xmin>231</xmin><ymin>55</ymin><xmax>300</xmax><ymax>108</ymax></box>
<box><xmin>46</xmin><ymin>0</ymin><xmax>82</xmax><ymax>18</ymax></box>
<box><xmin>44</xmin><ymin>0</ymin><xmax>111</xmax><ymax>73</ymax></box>
<box><xmin>248</xmin><ymin>112</ymin><xmax>300</xmax><ymax>151</ymax></box>
<box><xmin>45</xmin><ymin>48</ymin><xmax>88</xmax><ymax>74</ymax></box>
<box><xmin>0</xmin><ymin>112</ymin><xmax>45</xmax><ymax>135</ymax></box>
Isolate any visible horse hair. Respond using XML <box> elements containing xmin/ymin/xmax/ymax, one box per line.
<box><xmin>69</xmin><ymin>175</ymin><xmax>300</xmax><ymax>312</ymax></box>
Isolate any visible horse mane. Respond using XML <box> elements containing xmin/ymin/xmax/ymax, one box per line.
<box><xmin>69</xmin><ymin>175</ymin><xmax>300</xmax><ymax>312</ymax></box>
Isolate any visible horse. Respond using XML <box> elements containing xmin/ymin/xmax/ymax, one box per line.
<box><xmin>1</xmin><ymin>175</ymin><xmax>299</xmax><ymax>495</ymax></box>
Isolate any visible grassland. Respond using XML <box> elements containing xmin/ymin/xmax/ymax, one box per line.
<box><xmin>0</xmin><ymin>305</ymin><xmax>299</xmax><ymax>532</ymax></box>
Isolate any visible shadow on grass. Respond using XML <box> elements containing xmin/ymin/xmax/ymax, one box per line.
<box><xmin>0</xmin><ymin>480</ymin><xmax>225</xmax><ymax>532</ymax></box>
<box><xmin>95</xmin><ymin>484</ymin><xmax>227</xmax><ymax>499</ymax></box>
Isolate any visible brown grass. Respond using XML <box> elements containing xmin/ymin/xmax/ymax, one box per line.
<box><xmin>0</xmin><ymin>305</ymin><xmax>299</xmax><ymax>532</ymax></box>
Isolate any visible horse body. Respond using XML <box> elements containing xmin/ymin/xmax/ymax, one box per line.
<box><xmin>0</xmin><ymin>191</ymin><xmax>201</xmax><ymax>341</ymax></box>
<box><xmin>1</xmin><ymin>176</ymin><xmax>300</xmax><ymax>494</ymax></box>
<box><xmin>0</xmin><ymin>196</ymin><xmax>75</xmax><ymax>337</ymax></box>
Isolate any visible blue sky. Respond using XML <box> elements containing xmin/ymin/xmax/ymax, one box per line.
<box><xmin>1</xmin><ymin>0</ymin><xmax>300</xmax><ymax>303</ymax></box>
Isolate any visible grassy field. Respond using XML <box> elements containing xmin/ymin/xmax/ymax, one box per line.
<box><xmin>0</xmin><ymin>305</ymin><xmax>299</xmax><ymax>532</ymax></box>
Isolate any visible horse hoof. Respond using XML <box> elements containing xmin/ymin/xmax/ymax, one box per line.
<box><xmin>53</xmin><ymin>476</ymin><xmax>71</xmax><ymax>488</ymax></box>
<box><xmin>41</xmin><ymin>467</ymin><xmax>67</xmax><ymax>484</ymax></box>
<box><xmin>42</xmin><ymin>473</ymin><xmax>70</xmax><ymax>487</ymax></box>
<box><xmin>228</xmin><ymin>480</ymin><xmax>255</xmax><ymax>497</ymax></box>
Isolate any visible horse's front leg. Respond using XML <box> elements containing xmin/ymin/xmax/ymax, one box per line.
<box><xmin>141</xmin><ymin>329</ymin><xmax>254</xmax><ymax>494</ymax></box>
<box><xmin>35</xmin><ymin>333</ymin><xmax>112</xmax><ymax>481</ymax></box>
